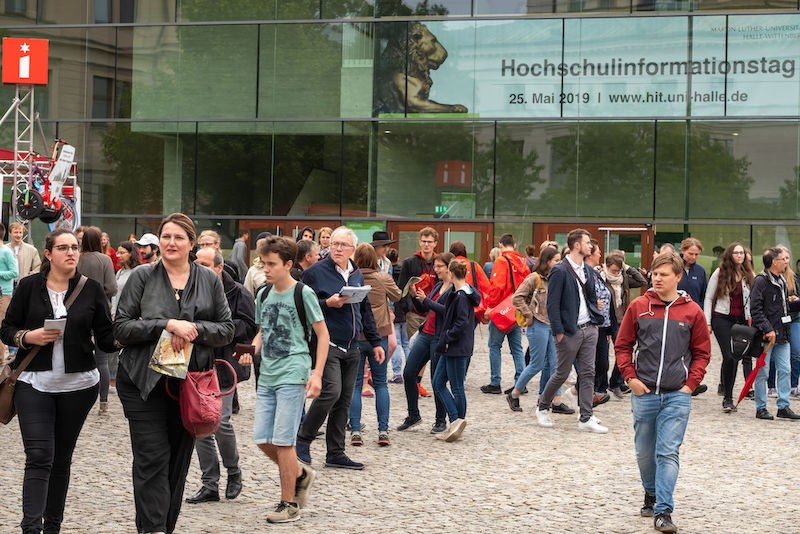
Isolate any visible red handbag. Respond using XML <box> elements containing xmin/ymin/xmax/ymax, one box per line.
<box><xmin>488</xmin><ymin>257</ymin><xmax>520</xmax><ymax>333</ymax></box>
<box><xmin>166</xmin><ymin>359</ymin><xmax>237</xmax><ymax>438</ymax></box>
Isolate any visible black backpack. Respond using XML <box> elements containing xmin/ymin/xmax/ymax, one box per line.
<box><xmin>257</xmin><ymin>281</ymin><xmax>318</xmax><ymax>369</ymax></box>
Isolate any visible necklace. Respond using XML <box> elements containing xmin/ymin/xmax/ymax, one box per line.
<box><xmin>173</xmin><ymin>287</ymin><xmax>181</xmax><ymax>301</ymax></box>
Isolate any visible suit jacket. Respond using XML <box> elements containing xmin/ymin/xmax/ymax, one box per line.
<box><xmin>8</xmin><ymin>242</ymin><xmax>41</xmax><ymax>281</ymax></box>
<box><xmin>546</xmin><ymin>259</ymin><xmax>603</xmax><ymax>337</ymax></box>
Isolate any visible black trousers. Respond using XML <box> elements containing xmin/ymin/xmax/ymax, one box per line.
<box><xmin>15</xmin><ymin>380</ymin><xmax>98</xmax><ymax>534</ymax></box>
<box><xmin>117</xmin><ymin>366</ymin><xmax>194</xmax><ymax>534</ymax></box>
<box><xmin>297</xmin><ymin>345</ymin><xmax>360</xmax><ymax>461</ymax></box>
<box><xmin>712</xmin><ymin>314</ymin><xmax>750</xmax><ymax>401</ymax></box>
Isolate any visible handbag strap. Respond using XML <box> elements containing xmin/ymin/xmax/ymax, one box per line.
<box><xmin>7</xmin><ymin>275</ymin><xmax>88</xmax><ymax>381</ymax></box>
<box><xmin>504</xmin><ymin>256</ymin><xmax>516</xmax><ymax>293</ymax></box>
<box><xmin>566</xmin><ymin>262</ymin><xmax>588</xmax><ymax>293</ymax></box>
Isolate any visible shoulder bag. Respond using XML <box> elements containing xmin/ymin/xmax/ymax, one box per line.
<box><xmin>0</xmin><ymin>275</ymin><xmax>88</xmax><ymax>424</ymax></box>
<box><xmin>488</xmin><ymin>257</ymin><xmax>522</xmax><ymax>332</ymax></box>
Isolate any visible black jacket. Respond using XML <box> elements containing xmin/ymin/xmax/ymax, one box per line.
<box><xmin>546</xmin><ymin>259</ymin><xmax>604</xmax><ymax>337</ymax></box>
<box><xmin>397</xmin><ymin>253</ymin><xmax>437</xmax><ymax>320</ymax></box>
<box><xmin>113</xmin><ymin>262</ymin><xmax>234</xmax><ymax>400</ymax></box>
<box><xmin>216</xmin><ymin>270</ymin><xmax>258</xmax><ymax>389</ymax></box>
<box><xmin>1</xmin><ymin>269</ymin><xmax>116</xmax><ymax>372</ymax></box>
<box><xmin>436</xmin><ymin>286</ymin><xmax>482</xmax><ymax>357</ymax></box>
<box><xmin>750</xmin><ymin>270</ymin><xmax>800</xmax><ymax>344</ymax></box>
<box><xmin>412</xmin><ymin>281</ymin><xmax>452</xmax><ymax>337</ymax></box>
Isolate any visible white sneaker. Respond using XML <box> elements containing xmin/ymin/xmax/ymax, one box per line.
<box><xmin>444</xmin><ymin>419</ymin><xmax>467</xmax><ymax>442</ymax></box>
<box><xmin>578</xmin><ymin>415</ymin><xmax>608</xmax><ymax>433</ymax></box>
<box><xmin>768</xmin><ymin>388</ymin><xmax>778</xmax><ymax>398</ymax></box>
<box><xmin>535</xmin><ymin>408</ymin><xmax>553</xmax><ymax>428</ymax></box>
<box><xmin>562</xmin><ymin>387</ymin><xmax>577</xmax><ymax>410</ymax></box>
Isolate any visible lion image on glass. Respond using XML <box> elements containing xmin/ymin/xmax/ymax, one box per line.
<box><xmin>377</xmin><ymin>22</ymin><xmax>468</xmax><ymax>114</ymax></box>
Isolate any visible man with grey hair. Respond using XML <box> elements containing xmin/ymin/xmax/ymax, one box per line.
<box><xmin>291</xmin><ymin>239</ymin><xmax>319</xmax><ymax>281</ymax></box>
<box><xmin>186</xmin><ymin>247</ymin><xmax>258</xmax><ymax>503</ymax></box>
<box><xmin>295</xmin><ymin>226</ymin><xmax>384</xmax><ymax>469</ymax></box>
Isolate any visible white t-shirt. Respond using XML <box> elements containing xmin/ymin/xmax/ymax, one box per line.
<box><xmin>565</xmin><ymin>255</ymin><xmax>591</xmax><ymax>326</ymax></box>
<box><xmin>18</xmin><ymin>287</ymin><xmax>100</xmax><ymax>393</ymax></box>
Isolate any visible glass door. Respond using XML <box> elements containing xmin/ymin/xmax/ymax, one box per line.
<box><xmin>238</xmin><ymin>219</ymin><xmax>341</xmax><ymax>265</ymax></box>
<box><xmin>387</xmin><ymin>222</ymin><xmax>492</xmax><ymax>263</ymax></box>
<box><xmin>534</xmin><ymin>223</ymin><xmax>654</xmax><ymax>270</ymax></box>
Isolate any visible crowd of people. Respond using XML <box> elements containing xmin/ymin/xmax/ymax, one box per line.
<box><xmin>1</xmin><ymin>218</ymin><xmax>796</xmax><ymax>533</ymax></box>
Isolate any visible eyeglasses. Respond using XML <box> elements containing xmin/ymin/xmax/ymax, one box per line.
<box><xmin>197</xmin><ymin>242</ymin><xmax>216</xmax><ymax>248</ymax></box>
<box><xmin>420</xmin><ymin>240</ymin><xmax>436</xmax><ymax>245</ymax></box>
<box><xmin>330</xmin><ymin>241</ymin><xmax>354</xmax><ymax>250</ymax></box>
<box><xmin>53</xmin><ymin>244</ymin><xmax>80</xmax><ymax>253</ymax></box>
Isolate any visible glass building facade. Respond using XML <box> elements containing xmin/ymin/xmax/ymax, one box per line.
<box><xmin>2</xmin><ymin>1</ymin><xmax>800</xmax><ymax>268</ymax></box>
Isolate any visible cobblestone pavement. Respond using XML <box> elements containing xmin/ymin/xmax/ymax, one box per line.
<box><xmin>2</xmin><ymin>326</ymin><xmax>799</xmax><ymax>533</ymax></box>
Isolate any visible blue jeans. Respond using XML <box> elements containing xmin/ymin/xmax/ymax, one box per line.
<box><xmin>756</xmin><ymin>341</ymin><xmax>790</xmax><ymax>410</ymax></box>
<box><xmin>488</xmin><ymin>322</ymin><xmax>525</xmax><ymax>386</ymax></box>
<box><xmin>402</xmin><ymin>331</ymin><xmax>446</xmax><ymax>424</ymax></box>
<box><xmin>432</xmin><ymin>355</ymin><xmax>468</xmax><ymax>422</ymax></box>
<box><xmin>349</xmin><ymin>338</ymin><xmax>390</xmax><ymax>432</ymax></box>
<box><xmin>792</xmin><ymin>322</ymin><xmax>800</xmax><ymax>388</ymax></box>
<box><xmin>391</xmin><ymin>322</ymin><xmax>410</xmax><ymax>377</ymax></box>
<box><xmin>631</xmin><ymin>390</ymin><xmax>692</xmax><ymax>515</ymax></box>
<box><xmin>515</xmin><ymin>319</ymin><xmax>555</xmax><ymax>393</ymax></box>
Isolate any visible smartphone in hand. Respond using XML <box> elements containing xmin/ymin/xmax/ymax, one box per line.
<box><xmin>234</xmin><ymin>344</ymin><xmax>255</xmax><ymax>360</ymax></box>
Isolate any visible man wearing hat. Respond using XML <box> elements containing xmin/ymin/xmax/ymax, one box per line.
<box><xmin>370</xmin><ymin>231</ymin><xmax>397</xmax><ymax>275</ymax></box>
<box><xmin>136</xmin><ymin>232</ymin><xmax>160</xmax><ymax>264</ymax></box>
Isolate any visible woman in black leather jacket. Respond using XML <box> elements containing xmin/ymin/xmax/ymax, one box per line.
<box><xmin>1</xmin><ymin>228</ymin><xmax>116</xmax><ymax>534</ymax></box>
<box><xmin>113</xmin><ymin>213</ymin><xmax>233</xmax><ymax>534</ymax></box>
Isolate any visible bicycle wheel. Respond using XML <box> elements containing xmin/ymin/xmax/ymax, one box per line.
<box><xmin>16</xmin><ymin>189</ymin><xmax>44</xmax><ymax>220</ymax></box>
<box><xmin>48</xmin><ymin>198</ymin><xmax>77</xmax><ymax>232</ymax></box>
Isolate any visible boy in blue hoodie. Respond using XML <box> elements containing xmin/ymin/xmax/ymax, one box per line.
<box><xmin>432</xmin><ymin>259</ymin><xmax>481</xmax><ymax>442</ymax></box>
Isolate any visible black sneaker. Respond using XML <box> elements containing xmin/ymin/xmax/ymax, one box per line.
<box><xmin>506</xmin><ymin>392</ymin><xmax>522</xmax><ymax>412</ymax></box>
<box><xmin>430</xmin><ymin>421</ymin><xmax>447</xmax><ymax>434</ymax></box>
<box><xmin>480</xmin><ymin>384</ymin><xmax>502</xmax><ymax>394</ymax></box>
<box><xmin>640</xmin><ymin>493</ymin><xmax>656</xmax><ymax>517</ymax></box>
<box><xmin>717</xmin><ymin>383</ymin><xmax>724</xmax><ymax>396</ymax></box>
<box><xmin>756</xmin><ymin>408</ymin><xmax>774</xmax><ymax>420</ymax></box>
<box><xmin>722</xmin><ymin>398</ymin><xmax>736</xmax><ymax>413</ymax></box>
<box><xmin>776</xmin><ymin>407</ymin><xmax>800</xmax><ymax>420</ymax></box>
<box><xmin>503</xmin><ymin>386</ymin><xmax>527</xmax><ymax>395</ymax></box>
<box><xmin>551</xmin><ymin>402</ymin><xmax>575</xmax><ymax>415</ymax></box>
<box><xmin>324</xmin><ymin>455</ymin><xmax>364</xmax><ymax>470</ymax></box>
<box><xmin>745</xmin><ymin>390</ymin><xmax>754</xmax><ymax>399</ymax></box>
<box><xmin>691</xmin><ymin>383</ymin><xmax>708</xmax><ymax>396</ymax></box>
<box><xmin>654</xmin><ymin>511</ymin><xmax>677</xmax><ymax>533</ymax></box>
<box><xmin>397</xmin><ymin>415</ymin><xmax>422</xmax><ymax>431</ymax></box>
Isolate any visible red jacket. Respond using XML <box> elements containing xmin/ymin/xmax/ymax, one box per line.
<box><xmin>486</xmin><ymin>250</ymin><xmax>531</xmax><ymax>309</ymax></box>
<box><xmin>456</xmin><ymin>255</ymin><xmax>490</xmax><ymax>322</ymax></box>
<box><xmin>615</xmin><ymin>289</ymin><xmax>711</xmax><ymax>393</ymax></box>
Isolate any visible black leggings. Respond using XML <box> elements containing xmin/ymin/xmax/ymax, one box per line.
<box><xmin>712</xmin><ymin>314</ymin><xmax>751</xmax><ymax>401</ymax></box>
<box><xmin>15</xmin><ymin>380</ymin><xmax>98</xmax><ymax>534</ymax></box>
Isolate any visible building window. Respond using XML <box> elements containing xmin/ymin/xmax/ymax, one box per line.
<box><xmin>94</xmin><ymin>0</ymin><xmax>111</xmax><ymax>22</ymax></box>
<box><xmin>92</xmin><ymin>76</ymin><xmax>113</xmax><ymax>119</ymax></box>
<box><xmin>4</xmin><ymin>0</ymin><xmax>26</xmax><ymax>15</ymax></box>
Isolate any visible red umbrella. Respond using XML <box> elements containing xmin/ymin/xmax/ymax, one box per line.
<box><xmin>736</xmin><ymin>339</ymin><xmax>774</xmax><ymax>407</ymax></box>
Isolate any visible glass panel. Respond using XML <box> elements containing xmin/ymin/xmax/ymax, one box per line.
<box><xmin>376</xmin><ymin>0</ymin><xmax>471</xmax><ymax>16</ymax></box>
<box><xmin>1</xmin><ymin>0</ymin><xmax>35</xmax><ymax>22</ymax></box>
<box><xmin>273</xmin><ymin>123</ymin><xmax>342</xmax><ymax>217</ymax></box>
<box><xmin>688</xmin><ymin>122</ymin><xmax>799</xmax><ymax>220</ymax></box>
<box><xmin>116</xmin><ymin>27</ymin><xmax>134</xmax><ymax>118</ymax></box>
<box><xmin>446</xmin><ymin>230</ymin><xmax>480</xmax><ymax>261</ymax></box>
<box><xmin>474</xmin><ymin>0</ymin><xmax>555</xmax><ymax>14</ymax></box>
<box><xmin>342</xmin><ymin>122</ymin><xmax>370</xmax><ymax>217</ymax></box>
<box><xmin>374</xmin><ymin>122</ymin><xmax>493</xmax><ymax>219</ymax></box>
<box><xmin>726</xmin><ymin>15</ymin><xmax>800</xmax><ymax>117</ymax></box>
<box><xmin>178</xmin><ymin>0</ymin><xmax>321</xmax><ymax>21</ymax></box>
<box><xmin>696</xmin><ymin>0</ymin><xmax>794</xmax><ymax>10</ymax></box>
<box><xmin>606</xmin><ymin>233</ymin><xmax>643</xmax><ymax>269</ymax></box>
<box><xmin>94</xmin><ymin>0</ymin><xmax>111</xmax><ymax>23</ymax></box>
<box><xmin>345</xmin><ymin>221</ymin><xmax>384</xmax><ymax>245</ymax></box>
<box><xmin>134</xmin><ymin>0</ymin><xmax>176</xmax><ymax>23</ymax></box>
<box><xmin>38</xmin><ymin>0</ymin><xmax>90</xmax><ymax>24</ymax></box>
<box><xmin>259</xmin><ymin>23</ymin><xmax>346</xmax><ymax>119</ymax></box>
<box><xmin>685</xmin><ymin>224</ymin><xmax>750</xmax><ymax>274</ymax></box>
<box><xmin>654</xmin><ymin>121</ymin><xmax>687</xmax><ymax>219</ymax></box>
<box><xmin>752</xmin><ymin>225</ymin><xmax>800</xmax><ymax>272</ymax></box>
<box><xmin>189</xmin><ymin>218</ymin><xmax>237</xmax><ymax>252</ymax></box>
<box><xmin>195</xmin><ymin>122</ymin><xmax>271</xmax><ymax>216</ymax></box>
<box><xmin>82</xmin><ymin>122</ymin><xmax>189</xmax><ymax>216</ymax></box>
<box><xmin>81</xmin><ymin>216</ymin><xmax>138</xmax><ymax>248</ymax></box>
<box><xmin>132</xmin><ymin>25</ymin><xmax>258</xmax><ymax>121</ymax></box>
<box><xmin>689</xmin><ymin>16</ymin><xmax>726</xmax><ymax>117</ymax></box>
<box><xmin>492</xmin><ymin>222</ymin><xmax>532</xmax><ymax>255</ymax></box>
<box><xmin>322</xmin><ymin>0</ymin><xmax>373</xmax><ymax>17</ymax></box>
<box><xmin>397</xmin><ymin>229</ymin><xmax>421</xmax><ymax>260</ymax></box>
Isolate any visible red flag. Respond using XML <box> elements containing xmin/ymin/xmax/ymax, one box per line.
<box><xmin>736</xmin><ymin>339</ymin><xmax>774</xmax><ymax>406</ymax></box>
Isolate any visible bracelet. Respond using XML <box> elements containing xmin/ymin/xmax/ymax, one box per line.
<box><xmin>626</xmin><ymin>377</ymin><xmax>634</xmax><ymax>385</ymax></box>
<box><xmin>16</xmin><ymin>329</ymin><xmax>29</xmax><ymax>349</ymax></box>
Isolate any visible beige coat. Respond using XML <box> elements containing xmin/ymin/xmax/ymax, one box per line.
<box><xmin>360</xmin><ymin>268</ymin><xmax>402</xmax><ymax>338</ymax></box>
<box><xmin>8</xmin><ymin>242</ymin><xmax>41</xmax><ymax>281</ymax></box>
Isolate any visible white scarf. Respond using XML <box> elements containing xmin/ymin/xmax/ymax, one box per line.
<box><xmin>602</xmin><ymin>270</ymin><xmax>624</xmax><ymax>309</ymax></box>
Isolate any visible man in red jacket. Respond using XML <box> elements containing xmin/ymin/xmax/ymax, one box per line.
<box><xmin>481</xmin><ymin>234</ymin><xmax>530</xmax><ymax>394</ymax></box>
<box><xmin>615</xmin><ymin>252</ymin><xmax>710</xmax><ymax>534</ymax></box>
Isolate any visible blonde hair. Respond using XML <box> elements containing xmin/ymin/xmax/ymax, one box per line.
<box><xmin>489</xmin><ymin>247</ymin><xmax>501</xmax><ymax>261</ymax></box>
<box><xmin>680</xmin><ymin>237</ymin><xmax>703</xmax><ymax>253</ymax></box>
<box><xmin>777</xmin><ymin>245</ymin><xmax>796</xmax><ymax>294</ymax></box>
<box><xmin>199</xmin><ymin>230</ymin><xmax>221</xmax><ymax>245</ymax></box>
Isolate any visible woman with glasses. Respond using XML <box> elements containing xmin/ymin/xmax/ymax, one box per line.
<box><xmin>114</xmin><ymin>213</ymin><xmax>233</xmax><ymax>534</ymax></box>
<box><xmin>1</xmin><ymin>229</ymin><xmax>117</xmax><ymax>534</ymax></box>
<box><xmin>704</xmin><ymin>242</ymin><xmax>754</xmax><ymax>413</ymax></box>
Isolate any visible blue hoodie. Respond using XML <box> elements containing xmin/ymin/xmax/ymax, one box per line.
<box><xmin>301</xmin><ymin>256</ymin><xmax>381</xmax><ymax>349</ymax></box>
